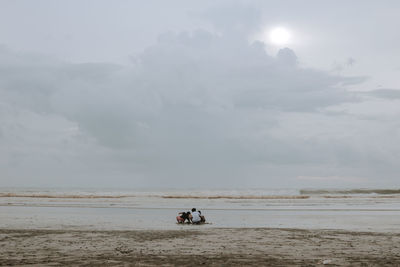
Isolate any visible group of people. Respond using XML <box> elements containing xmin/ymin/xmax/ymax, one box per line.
<box><xmin>176</xmin><ymin>208</ymin><xmax>206</xmax><ymax>224</ymax></box>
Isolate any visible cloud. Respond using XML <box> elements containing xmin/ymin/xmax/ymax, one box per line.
<box><xmin>201</xmin><ymin>3</ymin><xmax>262</xmax><ymax>35</ymax></box>
<box><xmin>366</xmin><ymin>88</ymin><xmax>400</xmax><ymax>100</ymax></box>
<box><xmin>1</xmin><ymin>31</ymin><xmax>363</xmax><ymax>149</ymax></box>
<box><xmin>2</xmin><ymin>19</ymin><xmax>399</xmax><ymax>188</ymax></box>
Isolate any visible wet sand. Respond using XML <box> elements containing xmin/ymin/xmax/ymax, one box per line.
<box><xmin>1</xmin><ymin>228</ymin><xmax>400</xmax><ymax>266</ymax></box>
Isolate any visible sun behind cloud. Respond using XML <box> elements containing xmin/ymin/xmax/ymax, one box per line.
<box><xmin>269</xmin><ymin>27</ymin><xmax>291</xmax><ymax>45</ymax></box>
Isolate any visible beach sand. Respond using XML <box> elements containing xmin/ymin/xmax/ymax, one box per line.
<box><xmin>1</xmin><ymin>228</ymin><xmax>400</xmax><ymax>266</ymax></box>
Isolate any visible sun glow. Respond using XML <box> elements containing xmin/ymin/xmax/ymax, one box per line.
<box><xmin>269</xmin><ymin>27</ymin><xmax>291</xmax><ymax>45</ymax></box>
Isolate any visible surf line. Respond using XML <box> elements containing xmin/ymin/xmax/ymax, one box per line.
<box><xmin>2</xmin><ymin>204</ymin><xmax>400</xmax><ymax>212</ymax></box>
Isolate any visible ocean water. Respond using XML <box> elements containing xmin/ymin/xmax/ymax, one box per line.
<box><xmin>1</xmin><ymin>187</ymin><xmax>400</xmax><ymax>232</ymax></box>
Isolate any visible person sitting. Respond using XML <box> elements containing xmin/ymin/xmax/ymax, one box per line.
<box><xmin>190</xmin><ymin>208</ymin><xmax>203</xmax><ymax>224</ymax></box>
<box><xmin>198</xmin><ymin>210</ymin><xmax>206</xmax><ymax>223</ymax></box>
<box><xmin>176</xmin><ymin>211</ymin><xmax>190</xmax><ymax>224</ymax></box>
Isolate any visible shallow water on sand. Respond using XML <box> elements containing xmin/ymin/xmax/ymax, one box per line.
<box><xmin>1</xmin><ymin>188</ymin><xmax>400</xmax><ymax>232</ymax></box>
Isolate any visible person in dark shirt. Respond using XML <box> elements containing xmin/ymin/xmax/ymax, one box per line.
<box><xmin>198</xmin><ymin>210</ymin><xmax>206</xmax><ymax>223</ymax></box>
<box><xmin>176</xmin><ymin>211</ymin><xmax>191</xmax><ymax>223</ymax></box>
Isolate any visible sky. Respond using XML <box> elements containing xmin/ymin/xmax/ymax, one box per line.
<box><xmin>1</xmin><ymin>0</ymin><xmax>400</xmax><ymax>188</ymax></box>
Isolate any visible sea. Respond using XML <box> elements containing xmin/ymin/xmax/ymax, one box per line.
<box><xmin>1</xmin><ymin>187</ymin><xmax>400</xmax><ymax>232</ymax></box>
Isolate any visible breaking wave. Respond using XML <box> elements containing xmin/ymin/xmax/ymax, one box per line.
<box><xmin>0</xmin><ymin>193</ymin><xmax>130</xmax><ymax>199</ymax></box>
<box><xmin>161</xmin><ymin>195</ymin><xmax>310</xmax><ymax>199</ymax></box>
<box><xmin>300</xmin><ymin>189</ymin><xmax>400</xmax><ymax>195</ymax></box>
<box><xmin>1</xmin><ymin>188</ymin><xmax>400</xmax><ymax>200</ymax></box>
<box><xmin>0</xmin><ymin>192</ymin><xmax>309</xmax><ymax>200</ymax></box>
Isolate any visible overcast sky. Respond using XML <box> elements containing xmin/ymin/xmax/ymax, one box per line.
<box><xmin>1</xmin><ymin>0</ymin><xmax>400</xmax><ymax>188</ymax></box>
